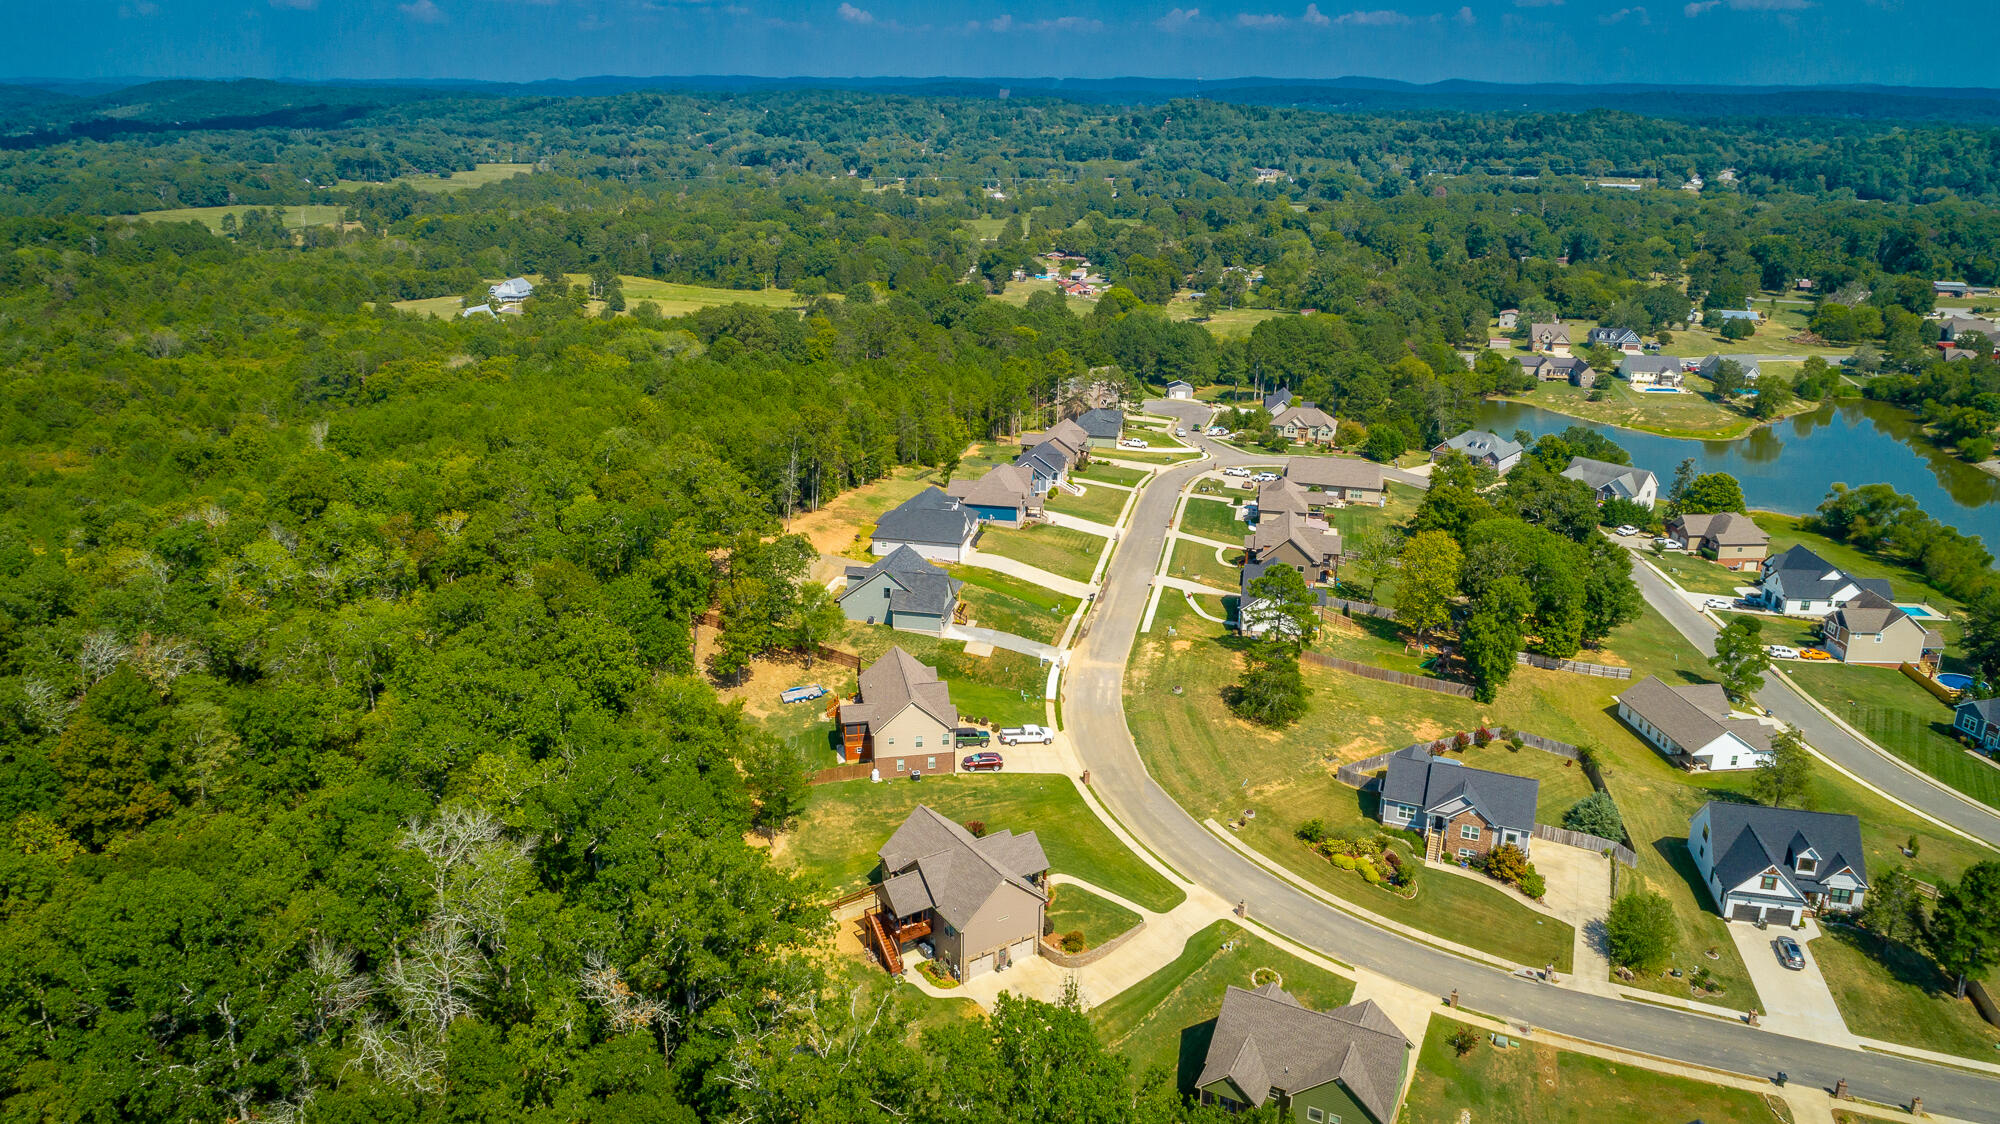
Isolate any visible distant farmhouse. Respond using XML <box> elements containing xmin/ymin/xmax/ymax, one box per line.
<box><xmin>489</xmin><ymin>277</ymin><xmax>534</xmax><ymax>304</ymax></box>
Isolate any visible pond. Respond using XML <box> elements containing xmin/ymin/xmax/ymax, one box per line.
<box><xmin>1471</xmin><ymin>397</ymin><xmax>2000</xmax><ymax>545</ymax></box>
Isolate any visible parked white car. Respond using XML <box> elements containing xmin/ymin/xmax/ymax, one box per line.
<box><xmin>1703</xmin><ymin>597</ymin><xmax>1736</xmax><ymax>610</ymax></box>
<box><xmin>1207</xmin><ymin>426</ymin><xmax>1229</xmax><ymax>436</ymax></box>
<box><xmin>1253</xmin><ymin>471</ymin><xmax>1279</xmax><ymax>482</ymax></box>
<box><xmin>1121</xmin><ymin>438</ymin><xmax>1150</xmax><ymax>449</ymax></box>
<box><xmin>1614</xmin><ymin>524</ymin><xmax>1641</xmax><ymax>537</ymax></box>
<box><xmin>1175</xmin><ymin>427</ymin><xmax>1188</xmax><ymax>436</ymax></box>
<box><xmin>1654</xmin><ymin>537</ymin><xmax>1686</xmax><ymax>551</ymax></box>
<box><xmin>1222</xmin><ymin>466</ymin><xmax>1251</xmax><ymax>477</ymax></box>
<box><xmin>998</xmin><ymin>725</ymin><xmax>1054</xmax><ymax>745</ymax></box>
<box><xmin>1765</xmin><ymin>644</ymin><xmax>1801</xmax><ymax>660</ymax></box>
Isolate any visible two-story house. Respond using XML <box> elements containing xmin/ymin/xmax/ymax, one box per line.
<box><xmin>1689</xmin><ymin>802</ymin><xmax>1868</xmax><ymax>925</ymax></box>
<box><xmin>871</xmin><ymin>487</ymin><xmax>979</xmax><ymax>562</ymax></box>
<box><xmin>837</xmin><ymin>647</ymin><xmax>961</xmax><ymax>776</ymax></box>
<box><xmin>871</xmin><ymin>805</ymin><xmax>1048</xmax><ymax>981</ymax></box>
<box><xmin>1072</xmin><ymin>407</ymin><xmax>1126</xmax><ymax>449</ymax></box>
<box><xmin>1193</xmin><ymin>984</ymin><xmax>1411</xmax><ymax>1124</ymax></box>
<box><xmin>1272</xmin><ymin>403</ymin><xmax>1339</xmax><ymax>446</ymax></box>
<box><xmin>1560</xmin><ymin>456</ymin><xmax>1658</xmax><ymax>508</ymax></box>
<box><xmin>1244</xmin><ymin>510</ymin><xmax>1341</xmax><ymax>585</ymax></box>
<box><xmin>1587</xmin><ymin>326</ymin><xmax>1644</xmax><ymax>353</ymax></box>
<box><xmin>1667</xmin><ymin>512</ymin><xmax>1769</xmax><ymax>572</ymax></box>
<box><xmin>1376</xmin><ymin>746</ymin><xmax>1538</xmax><ymax>861</ymax></box>
<box><xmin>1758</xmin><ymin>545</ymin><xmax>1891</xmax><ymax>616</ymax></box>
<box><xmin>839</xmin><ymin>546</ymin><xmax>962</xmax><ymax>634</ymax></box>
<box><xmin>1616</xmin><ymin>675</ymin><xmax>1773</xmax><ymax>772</ymax></box>
<box><xmin>1620</xmin><ymin>355</ymin><xmax>1685</xmax><ymax>389</ymax></box>
<box><xmin>1822</xmin><ymin>590</ymin><xmax>1943</xmax><ymax>667</ymax></box>
<box><xmin>945</xmin><ymin>464</ymin><xmax>1039</xmax><ymax>526</ymax></box>
<box><xmin>1530</xmin><ymin>322</ymin><xmax>1572</xmax><ymax>356</ymax></box>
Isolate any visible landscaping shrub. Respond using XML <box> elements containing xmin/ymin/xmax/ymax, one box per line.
<box><xmin>1519</xmin><ymin>871</ymin><xmax>1547</xmax><ymax>900</ymax></box>
<box><xmin>1296</xmin><ymin>818</ymin><xmax>1330</xmax><ymax>845</ymax></box>
<box><xmin>1606</xmin><ymin>890</ymin><xmax>1675</xmax><ymax>972</ymax></box>
<box><xmin>1360</xmin><ymin>863</ymin><xmax>1382</xmax><ymax>885</ymax></box>
<box><xmin>1333</xmin><ymin>854</ymin><xmax>1357</xmax><ymax>870</ymax></box>
<box><xmin>963</xmin><ymin>820</ymin><xmax>987</xmax><ymax>838</ymax></box>
<box><xmin>1508</xmin><ymin>735</ymin><xmax>1525</xmax><ymax>753</ymax></box>
<box><xmin>1059</xmin><ymin>930</ymin><xmax>1086</xmax><ymax>954</ymax></box>
<box><xmin>1474</xmin><ymin>726</ymin><xmax>1493</xmax><ymax>746</ymax></box>
<box><xmin>1485</xmin><ymin>844</ymin><xmax>1530</xmax><ymax>885</ymax></box>
<box><xmin>1562</xmin><ymin>792</ymin><xmax>1625</xmax><ymax>840</ymax></box>
<box><xmin>1449</xmin><ymin>1026</ymin><xmax>1481</xmax><ymax>1057</ymax></box>
<box><xmin>1453</xmin><ymin>731</ymin><xmax>1472</xmax><ymax>749</ymax></box>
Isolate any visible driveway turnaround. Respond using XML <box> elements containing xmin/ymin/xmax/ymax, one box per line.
<box><xmin>1060</xmin><ymin>434</ymin><xmax>2000</xmax><ymax>1122</ymax></box>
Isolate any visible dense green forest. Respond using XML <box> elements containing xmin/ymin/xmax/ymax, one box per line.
<box><xmin>3</xmin><ymin>81</ymin><xmax>2000</xmax><ymax>1122</ymax></box>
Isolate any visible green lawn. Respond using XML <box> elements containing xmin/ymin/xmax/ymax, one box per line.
<box><xmin>781</xmin><ymin>773</ymin><xmax>1184</xmax><ymax>912</ymax></box>
<box><xmin>1089</xmin><ymin>920</ymin><xmax>1355</xmax><ymax>1082</ymax></box>
<box><xmin>1643</xmin><ymin>549</ymin><xmax>1756</xmax><ymax>596</ymax></box>
<box><xmin>947</xmin><ymin>566</ymin><xmax>1076</xmax><ymax>645</ymax></box>
<box><xmin>1402</xmin><ymin>1015</ymin><xmax>1788</xmax><ymax>1124</ymax></box>
<box><xmin>1179</xmin><ymin>496</ymin><xmax>1247</xmax><ymax>540</ymax></box>
<box><xmin>1498</xmin><ymin>378</ymin><xmax>1768</xmax><ymax>440</ymax></box>
<box><xmin>839</xmin><ymin>623</ymin><xmax>1050</xmax><ymax>727</ymax></box>
<box><xmin>390</xmin><ymin>294</ymin><xmax>470</xmax><ymax>319</ymax></box>
<box><xmin>798</xmin><ymin>465</ymin><xmax>937</xmax><ymax>555</ymax></box>
<box><xmin>1044</xmin><ymin>483</ymin><xmax>1130</xmax><ymax>525</ymax></box>
<box><xmin>331</xmin><ymin>162</ymin><xmax>535</xmax><ymax>192</ymax></box>
<box><xmin>1812</xmin><ymin>923</ymin><xmax>2000</xmax><ymax>1062</ymax></box>
<box><xmin>1782</xmin><ymin>662</ymin><xmax>1999</xmax><ymax>811</ymax></box>
<box><xmin>1073</xmin><ymin>462</ymin><xmax>1147</xmax><ymax>487</ymax></box>
<box><xmin>1167</xmin><ymin>538</ymin><xmax>1240</xmax><ymax>589</ymax></box>
<box><xmin>1322</xmin><ymin>483</ymin><xmax>1419</xmax><ymax>544</ymax></box>
<box><xmin>976</xmin><ymin>523</ymin><xmax>1106</xmax><ymax>583</ymax></box>
<box><xmin>828</xmin><ymin>940</ymin><xmax>983</xmax><ymax>1035</ymax></box>
<box><xmin>607</xmin><ymin>276</ymin><xmax>810</xmax><ymax>318</ymax></box>
<box><xmin>133</xmin><ymin>203</ymin><xmax>345</xmax><ymax>232</ymax></box>
<box><xmin>1110</xmin><ymin>446</ymin><xmax>1202</xmax><ymax>464</ymax></box>
<box><xmin>1677</xmin><ymin>313</ymin><xmax>1855</xmax><ymax>358</ymax></box>
<box><xmin>1166</xmin><ymin>303</ymin><xmax>1294</xmax><ymax>339</ymax></box>
<box><xmin>1044</xmin><ymin>883</ymin><xmax>1142</xmax><ymax>950</ymax></box>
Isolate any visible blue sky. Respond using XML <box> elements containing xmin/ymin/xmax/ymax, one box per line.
<box><xmin>8</xmin><ymin>1</ymin><xmax>1973</xmax><ymax>88</ymax></box>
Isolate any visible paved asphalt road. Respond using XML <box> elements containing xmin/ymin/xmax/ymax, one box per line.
<box><xmin>1063</xmin><ymin>407</ymin><xmax>2000</xmax><ymax>1119</ymax></box>
<box><xmin>1625</xmin><ymin>548</ymin><xmax>2000</xmax><ymax>847</ymax></box>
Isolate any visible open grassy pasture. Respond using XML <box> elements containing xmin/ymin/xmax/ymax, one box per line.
<box><xmin>1643</xmin><ymin>548</ymin><xmax>1755</xmax><ymax>595</ymax></box>
<box><xmin>976</xmin><ymin>523</ymin><xmax>1107</xmax><ymax>583</ymax></box>
<box><xmin>1812</xmin><ymin>923</ymin><xmax>2000</xmax><ymax>1061</ymax></box>
<box><xmin>838</xmin><ymin>623</ymin><xmax>1050</xmax><ymax>727</ymax></box>
<box><xmin>132</xmin><ymin>203</ymin><xmax>345</xmax><ymax>232</ymax></box>
<box><xmin>947</xmin><ymin>565</ymin><xmax>1076</xmax><ymax>645</ymax></box>
<box><xmin>1677</xmin><ymin>311</ymin><xmax>1855</xmax><ymax>358</ymax></box>
<box><xmin>390</xmin><ymin>294</ymin><xmax>472</xmax><ymax>319</ymax></box>
<box><xmin>574</xmin><ymin>275</ymin><xmax>812</xmax><ymax>318</ymax></box>
<box><xmin>1044</xmin><ymin>883</ymin><xmax>1142</xmax><ymax>950</ymax></box>
<box><xmin>1403</xmin><ymin>1016</ymin><xmax>1790</xmax><ymax>1124</ymax></box>
<box><xmin>1089</xmin><ymin>920</ymin><xmax>1355</xmax><ymax>1081</ymax></box>
<box><xmin>1499</xmin><ymin>378</ymin><xmax>1772</xmax><ymax>440</ymax></box>
<box><xmin>780</xmin><ymin>772</ymin><xmax>1185</xmax><ymax>912</ymax></box>
<box><xmin>792</xmin><ymin>465</ymin><xmax>939</xmax><ymax>555</ymax></box>
<box><xmin>331</xmin><ymin>162</ymin><xmax>534</xmax><ymax>192</ymax></box>
<box><xmin>1045</xmin><ymin>482</ymin><xmax>1130</xmax><ymax>525</ymax></box>
<box><xmin>1167</xmin><ymin>304</ymin><xmax>1292</xmax><ymax>338</ymax></box>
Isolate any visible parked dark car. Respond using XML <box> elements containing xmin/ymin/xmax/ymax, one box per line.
<box><xmin>955</xmin><ymin>727</ymin><xmax>991</xmax><ymax>747</ymax></box>
<box><xmin>960</xmin><ymin>752</ymin><xmax>1005</xmax><ymax>772</ymax></box>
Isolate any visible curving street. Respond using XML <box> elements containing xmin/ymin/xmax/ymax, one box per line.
<box><xmin>1061</xmin><ymin>403</ymin><xmax>2000</xmax><ymax>1121</ymax></box>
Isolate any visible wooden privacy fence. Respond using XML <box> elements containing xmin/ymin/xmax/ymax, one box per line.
<box><xmin>1532</xmin><ymin>823</ymin><xmax>1638</xmax><ymax>868</ymax></box>
<box><xmin>812</xmin><ymin>760</ymin><xmax>876</xmax><ymax>785</ymax></box>
<box><xmin>1900</xmin><ymin>662</ymin><xmax>1961</xmax><ymax>707</ymax></box>
<box><xmin>1334</xmin><ymin>750</ymin><xmax>1398</xmax><ymax>789</ymax></box>
<box><xmin>1300</xmin><ymin>651</ymin><xmax>1473</xmax><ymax>698</ymax></box>
<box><xmin>1516</xmin><ymin>651</ymin><xmax>1632</xmax><ymax>679</ymax></box>
<box><xmin>1970</xmin><ymin>979</ymin><xmax>2000</xmax><ymax>1030</ymax></box>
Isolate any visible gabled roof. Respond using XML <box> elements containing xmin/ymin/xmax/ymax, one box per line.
<box><xmin>876</xmin><ymin>805</ymin><xmax>1048</xmax><ymax>928</ymax></box>
<box><xmin>946</xmin><ymin>464</ymin><xmax>1034</xmax><ymax>510</ymax></box>
<box><xmin>1379</xmin><ymin>746</ymin><xmax>1538</xmax><ymax>832</ymax></box>
<box><xmin>1618</xmin><ymin>675</ymin><xmax>1771</xmax><ymax>756</ymax></box>
<box><xmin>841</xmin><ymin>545</ymin><xmax>962</xmax><ymax>617</ymax></box>
<box><xmin>1671</xmin><ymin>511</ymin><xmax>1767</xmax><ymax>547</ymax></box>
<box><xmin>1764</xmin><ymin>545</ymin><xmax>1892</xmax><ymax>602</ymax></box>
<box><xmin>1955</xmin><ymin>696</ymin><xmax>2000</xmax><ymax>725</ymax></box>
<box><xmin>1827</xmin><ymin>589</ymin><xmax>1908</xmax><ymax>636</ymax></box>
<box><xmin>1256</xmin><ymin>478</ymin><xmax>1313</xmax><ymax>518</ymax></box>
<box><xmin>490</xmin><ymin>277</ymin><xmax>533</xmax><ymax>299</ymax></box>
<box><xmin>1698</xmin><ymin>353</ymin><xmax>1761</xmax><ymax>379</ymax></box>
<box><xmin>1588</xmin><ymin>326</ymin><xmax>1641</xmax><ymax>344</ymax></box>
<box><xmin>1046</xmin><ymin>418</ymin><xmax>1091</xmax><ymax>453</ymax></box>
<box><xmin>1074</xmin><ymin>408</ymin><xmax>1125</xmax><ymax>439</ymax></box>
<box><xmin>1015</xmin><ymin>441</ymin><xmax>1074</xmax><ymax>479</ymax></box>
<box><xmin>839</xmin><ymin>647</ymin><xmax>956</xmax><ymax>732</ymax></box>
<box><xmin>1620</xmin><ymin>355</ymin><xmax>1684</xmax><ymax>376</ymax></box>
<box><xmin>1286</xmin><ymin>457</ymin><xmax>1384</xmax><ymax>492</ymax></box>
<box><xmin>1273</xmin><ymin>403</ymin><xmax>1338</xmax><ymax>431</ymax></box>
<box><xmin>1166</xmin><ymin>379</ymin><xmax>1195</xmax><ymax>391</ymax></box>
<box><xmin>1701</xmin><ymin>801</ymin><xmax>1868</xmax><ymax>896</ymax></box>
<box><xmin>873</xmin><ymin>487</ymin><xmax>976</xmax><ymax>547</ymax></box>
<box><xmin>1263</xmin><ymin>387</ymin><xmax>1294</xmax><ymax>413</ymax></box>
<box><xmin>1435</xmin><ymin>430</ymin><xmax>1523</xmax><ymax>462</ymax></box>
<box><xmin>1531</xmin><ymin>321</ymin><xmax>1570</xmax><ymax>343</ymax></box>
<box><xmin>1560</xmin><ymin>456</ymin><xmax>1656</xmax><ymax>501</ymax></box>
<box><xmin>1247</xmin><ymin>510</ymin><xmax>1340</xmax><ymax>565</ymax></box>
<box><xmin>1194</xmin><ymin>984</ymin><xmax>1409</xmax><ymax>1123</ymax></box>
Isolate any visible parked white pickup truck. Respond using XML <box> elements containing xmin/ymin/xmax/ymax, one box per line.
<box><xmin>998</xmin><ymin>724</ymin><xmax>1054</xmax><ymax>745</ymax></box>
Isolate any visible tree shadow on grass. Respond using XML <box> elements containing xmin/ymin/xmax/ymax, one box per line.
<box><xmin>1650</xmin><ymin>834</ymin><xmax>1723</xmax><ymax>905</ymax></box>
<box><xmin>1826</xmin><ymin>922</ymin><xmax>1961</xmax><ymax>998</ymax></box>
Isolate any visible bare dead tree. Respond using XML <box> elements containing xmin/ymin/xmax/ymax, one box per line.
<box><xmin>76</xmin><ymin>629</ymin><xmax>131</xmax><ymax>685</ymax></box>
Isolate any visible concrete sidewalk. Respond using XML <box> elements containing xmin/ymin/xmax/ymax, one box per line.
<box><xmin>1042</xmin><ymin>510</ymin><xmax>1121</xmax><ymax>537</ymax></box>
<box><xmin>960</xmin><ymin>549</ymin><xmax>1096</xmax><ymax>597</ymax></box>
<box><xmin>941</xmin><ymin>622</ymin><xmax>1060</xmax><ymax>662</ymax></box>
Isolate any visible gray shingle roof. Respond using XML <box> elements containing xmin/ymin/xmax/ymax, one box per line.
<box><xmin>1074</xmin><ymin>408</ymin><xmax>1125</xmax><ymax>439</ymax></box>
<box><xmin>1273</xmin><ymin>404</ymin><xmax>1338</xmax><ymax>431</ymax></box>
<box><xmin>1764</xmin><ymin>545</ymin><xmax>1892</xmax><ymax>602</ymax></box>
<box><xmin>1379</xmin><ymin>746</ymin><xmax>1538</xmax><ymax>833</ymax></box>
<box><xmin>1956</xmin><ymin>697</ymin><xmax>2000</xmax><ymax>726</ymax></box>
<box><xmin>1620</xmin><ymin>355</ymin><xmax>1684</xmax><ymax>378</ymax></box>
<box><xmin>873</xmin><ymin>487</ymin><xmax>976</xmax><ymax>548</ymax></box>
<box><xmin>1701</xmin><ymin>801</ymin><xmax>1868</xmax><ymax>897</ymax></box>
<box><xmin>841</xmin><ymin>545</ymin><xmax>962</xmax><ymax>617</ymax></box>
<box><xmin>1672</xmin><ymin>512</ymin><xmax>1767</xmax><ymax>548</ymax></box>
<box><xmin>1561</xmin><ymin>456</ymin><xmax>1655</xmax><ymax>500</ymax></box>
<box><xmin>1618</xmin><ymin>675</ymin><xmax>1773</xmax><ymax>756</ymax></box>
<box><xmin>876</xmin><ymin>805</ymin><xmax>1048</xmax><ymax>929</ymax></box>
<box><xmin>1015</xmin><ymin>442</ymin><xmax>1073</xmax><ymax>479</ymax></box>
<box><xmin>1264</xmin><ymin>387</ymin><xmax>1293</xmax><ymax>413</ymax></box>
<box><xmin>1257</xmin><ymin>479</ymin><xmax>1313</xmax><ymax>518</ymax></box>
<box><xmin>1589</xmin><ymin>326</ymin><xmax>1641</xmax><ymax>346</ymax></box>
<box><xmin>1827</xmin><ymin>589</ymin><xmax>1908</xmax><ymax>636</ymax></box>
<box><xmin>1246</xmin><ymin>510</ymin><xmax>1340</xmax><ymax>564</ymax></box>
<box><xmin>1435</xmin><ymin>429</ymin><xmax>1523</xmax><ymax>462</ymax></box>
<box><xmin>946</xmin><ymin>464</ymin><xmax>1034</xmax><ymax>510</ymax></box>
<box><xmin>1698</xmin><ymin>353</ymin><xmax>1761</xmax><ymax>380</ymax></box>
<box><xmin>1195</xmin><ymin>984</ymin><xmax>1409</xmax><ymax>1123</ymax></box>
<box><xmin>840</xmin><ymin>647</ymin><xmax>956</xmax><ymax>732</ymax></box>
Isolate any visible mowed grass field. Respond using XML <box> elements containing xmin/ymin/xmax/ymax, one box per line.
<box><xmin>1402</xmin><ymin>1016</ymin><xmax>1789</xmax><ymax>1124</ymax></box>
<box><xmin>1044</xmin><ymin>883</ymin><xmax>1142</xmax><ymax>950</ymax></box>
<box><xmin>976</xmin><ymin>523</ymin><xmax>1106</xmax><ymax>583</ymax></box>
<box><xmin>1044</xmin><ymin>481</ymin><xmax>1130</xmax><ymax>525</ymax></box>
<box><xmin>947</xmin><ymin>565</ymin><xmax>1077</xmax><ymax>645</ymax></box>
<box><xmin>1811</xmin><ymin>923</ymin><xmax>2000</xmax><ymax>1061</ymax></box>
<box><xmin>780</xmin><ymin>772</ymin><xmax>1185</xmax><ymax>913</ymax></box>
<box><xmin>1088</xmin><ymin>920</ymin><xmax>1355</xmax><ymax>1081</ymax></box>
<box><xmin>331</xmin><ymin>162</ymin><xmax>534</xmax><ymax>192</ymax></box>
<box><xmin>579</xmin><ymin>275</ymin><xmax>814</xmax><ymax>317</ymax></box>
<box><xmin>390</xmin><ymin>295</ymin><xmax>472</xmax><ymax>319</ymax></box>
<box><xmin>132</xmin><ymin>203</ymin><xmax>346</xmax><ymax>232</ymax></box>
<box><xmin>837</xmin><ymin>623</ymin><xmax>1049</xmax><ymax>727</ymax></box>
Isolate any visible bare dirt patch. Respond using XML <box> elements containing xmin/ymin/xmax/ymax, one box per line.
<box><xmin>1406</xmin><ymin>719</ymin><xmax>1447</xmax><ymax>742</ymax></box>
<box><xmin>694</xmin><ymin>630</ymin><xmax>852</xmax><ymax>719</ymax></box>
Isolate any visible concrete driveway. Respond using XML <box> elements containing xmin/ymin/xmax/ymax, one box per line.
<box><xmin>1725</xmin><ymin>918</ymin><xmax>1858</xmax><ymax>1048</ymax></box>
<box><xmin>1530</xmin><ymin>840</ymin><xmax>1619</xmax><ymax>996</ymax></box>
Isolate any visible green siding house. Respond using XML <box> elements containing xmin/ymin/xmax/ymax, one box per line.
<box><xmin>1192</xmin><ymin>984</ymin><xmax>1410</xmax><ymax>1123</ymax></box>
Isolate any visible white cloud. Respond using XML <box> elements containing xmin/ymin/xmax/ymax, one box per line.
<box><xmin>1331</xmin><ymin>8</ymin><xmax>1409</xmax><ymax>24</ymax></box>
<box><xmin>971</xmin><ymin>13</ymin><xmax>1102</xmax><ymax>32</ymax></box>
<box><xmin>268</xmin><ymin>0</ymin><xmax>318</xmax><ymax>9</ymax></box>
<box><xmin>1155</xmin><ymin>7</ymin><xmax>1201</xmax><ymax>30</ymax></box>
<box><xmin>1683</xmin><ymin>0</ymin><xmax>1718</xmax><ymax>12</ymax></box>
<box><xmin>1601</xmin><ymin>4</ymin><xmax>1648</xmax><ymax>22</ymax></box>
<box><xmin>1303</xmin><ymin>3</ymin><xmax>1331</xmax><ymax>24</ymax></box>
<box><xmin>399</xmin><ymin>0</ymin><xmax>445</xmax><ymax>21</ymax></box>
<box><xmin>1729</xmin><ymin>0</ymin><xmax>1811</xmax><ymax>8</ymax></box>
<box><xmin>1237</xmin><ymin>12</ymin><xmax>1287</xmax><ymax>26</ymax></box>
<box><xmin>1454</xmin><ymin>5</ymin><xmax>1475</xmax><ymax>22</ymax></box>
<box><xmin>1513</xmin><ymin>0</ymin><xmax>1563</xmax><ymax>6</ymax></box>
<box><xmin>838</xmin><ymin>2</ymin><xmax>875</xmax><ymax>23</ymax></box>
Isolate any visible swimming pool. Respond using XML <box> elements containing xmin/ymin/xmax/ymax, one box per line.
<box><xmin>1897</xmin><ymin>603</ymin><xmax>1947</xmax><ymax>620</ymax></box>
<box><xmin>1937</xmin><ymin>673</ymin><xmax>1974</xmax><ymax>691</ymax></box>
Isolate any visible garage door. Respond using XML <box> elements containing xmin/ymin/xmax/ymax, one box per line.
<box><xmin>1762</xmin><ymin>907</ymin><xmax>1798</xmax><ymax>927</ymax></box>
<box><xmin>965</xmin><ymin>952</ymin><xmax>995</xmax><ymax>979</ymax></box>
<box><xmin>1729</xmin><ymin>902</ymin><xmax>1760</xmax><ymax>922</ymax></box>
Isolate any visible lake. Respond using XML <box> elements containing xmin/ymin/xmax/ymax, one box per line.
<box><xmin>1471</xmin><ymin>397</ymin><xmax>2000</xmax><ymax>545</ymax></box>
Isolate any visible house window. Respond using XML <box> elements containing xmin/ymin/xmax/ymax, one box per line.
<box><xmin>886</xmin><ymin>738</ymin><xmax>896</xmax><ymax>746</ymax></box>
<box><xmin>1459</xmin><ymin>823</ymin><xmax>1481</xmax><ymax>840</ymax></box>
<box><xmin>1457</xmin><ymin>847</ymin><xmax>1476</xmax><ymax>860</ymax></box>
<box><xmin>896</xmin><ymin>760</ymin><xmax>905</xmax><ymax>772</ymax></box>
<box><xmin>943</xmin><ymin>733</ymin><xmax>952</xmax><ymax>745</ymax></box>
<box><xmin>1796</xmin><ymin>857</ymin><xmax>1816</xmax><ymax>875</ymax></box>
<box><xmin>926</xmin><ymin>756</ymin><xmax>936</xmax><ymax>771</ymax></box>
<box><xmin>914</xmin><ymin>736</ymin><xmax>924</xmax><ymax>748</ymax></box>
<box><xmin>1759</xmin><ymin>875</ymin><xmax>1778</xmax><ymax>891</ymax></box>
<box><xmin>1959</xmin><ymin>713</ymin><xmax>1975</xmax><ymax>732</ymax></box>
<box><xmin>1307</xmin><ymin>1110</ymin><xmax>1324</xmax><ymax>1123</ymax></box>
<box><xmin>1830</xmin><ymin>888</ymin><xmax>1853</xmax><ymax>905</ymax></box>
